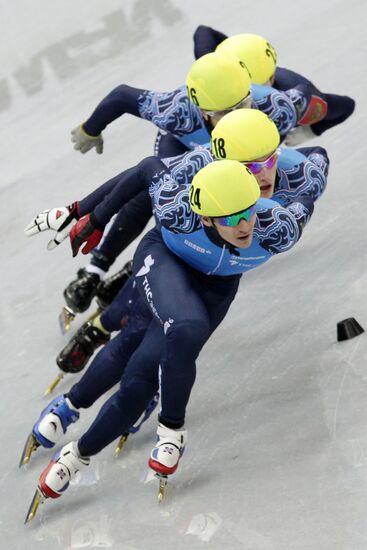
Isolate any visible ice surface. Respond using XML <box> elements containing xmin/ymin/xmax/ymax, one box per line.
<box><xmin>2</xmin><ymin>1</ymin><xmax>367</xmax><ymax>548</ymax></box>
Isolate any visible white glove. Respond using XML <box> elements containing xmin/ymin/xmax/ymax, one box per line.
<box><xmin>24</xmin><ymin>203</ymin><xmax>80</xmax><ymax>250</ymax></box>
<box><xmin>284</xmin><ymin>125</ymin><xmax>316</xmax><ymax>147</ymax></box>
<box><xmin>71</xmin><ymin>124</ymin><xmax>104</xmax><ymax>154</ymax></box>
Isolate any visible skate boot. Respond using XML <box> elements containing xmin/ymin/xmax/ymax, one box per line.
<box><xmin>64</xmin><ymin>268</ymin><xmax>101</xmax><ymax>313</ymax></box>
<box><xmin>59</xmin><ymin>268</ymin><xmax>102</xmax><ymax>333</ymax></box>
<box><xmin>19</xmin><ymin>395</ymin><xmax>79</xmax><ymax>467</ymax></box>
<box><xmin>149</xmin><ymin>423</ymin><xmax>187</xmax><ymax>501</ymax></box>
<box><xmin>96</xmin><ymin>260</ymin><xmax>133</xmax><ymax>310</ymax></box>
<box><xmin>25</xmin><ymin>442</ymin><xmax>90</xmax><ymax>523</ymax></box>
<box><xmin>57</xmin><ymin>318</ymin><xmax>111</xmax><ymax>374</ymax></box>
<box><xmin>115</xmin><ymin>392</ymin><xmax>160</xmax><ymax>456</ymax></box>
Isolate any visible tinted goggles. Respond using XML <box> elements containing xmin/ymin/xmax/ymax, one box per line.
<box><xmin>215</xmin><ymin>204</ymin><xmax>257</xmax><ymax>227</ymax></box>
<box><xmin>244</xmin><ymin>150</ymin><xmax>278</xmax><ymax>175</ymax></box>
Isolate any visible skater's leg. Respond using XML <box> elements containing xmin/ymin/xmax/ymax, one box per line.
<box><xmin>57</xmin><ymin>278</ymin><xmax>142</xmax><ymax>374</ymax></box>
<box><xmin>67</xmin><ymin>297</ymin><xmax>152</xmax><ymax>409</ymax></box>
<box><xmin>23</xmin><ymin>298</ymin><xmax>153</xmax><ymax>466</ymax></box>
<box><xmin>77</xmin><ymin>321</ymin><xmax>163</xmax><ymax>456</ymax></box>
<box><xmin>146</xmin><ymin>271</ymin><xmax>240</xmax><ymax>479</ymax></box>
<box><xmin>132</xmin><ymin>231</ymin><xmax>212</xmax><ymax>428</ymax></box>
<box><xmin>94</xmin><ymin>260</ymin><xmax>132</xmax><ymax>310</ymax></box>
<box><xmin>132</xmin><ymin>230</ymin><xmax>240</xmax><ymax>428</ymax></box>
<box><xmin>99</xmin><ymin>276</ymin><xmax>139</xmax><ymax>332</ymax></box>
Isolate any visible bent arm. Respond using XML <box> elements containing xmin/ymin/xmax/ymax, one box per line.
<box><xmin>193</xmin><ymin>25</ymin><xmax>227</xmax><ymax>58</ymax></box>
<box><xmin>83</xmin><ymin>84</ymin><xmax>148</xmax><ymax>136</ymax></box>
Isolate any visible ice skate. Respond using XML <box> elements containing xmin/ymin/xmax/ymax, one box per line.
<box><xmin>58</xmin><ymin>306</ymin><xmax>76</xmax><ymax>334</ymax></box>
<box><xmin>96</xmin><ymin>260</ymin><xmax>132</xmax><ymax>309</ymax></box>
<box><xmin>19</xmin><ymin>433</ymin><xmax>41</xmax><ymax>468</ymax></box>
<box><xmin>148</xmin><ymin>423</ymin><xmax>187</xmax><ymax>501</ymax></box>
<box><xmin>19</xmin><ymin>395</ymin><xmax>79</xmax><ymax>467</ymax></box>
<box><xmin>48</xmin><ymin>309</ymin><xmax>106</xmax><ymax>394</ymax></box>
<box><xmin>57</xmin><ymin>318</ymin><xmax>110</xmax><ymax>373</ymax></box>
<box><xmin>25</xmin><ymin>441</ymin><xmax>90</xmax><ymax>523</ymax></box>
<box><xmin>115</xmin><ymin>392</ymin><xmax>160</xmax><ymax>457</ymax></box>
<box><xmin>24</xmin><ymin>488</ymin><xmax>45</xmax><ymax>524</ymax></box>
<box><xmin>114</xmin><ymin>433</ymin><xmax>129</xmax><ymax>457</ymax></box>
<box><xmin>59</xmin><ymin>268</ymin><xmax>101</xmax><ymax>332</ymax></box>
<box><xmin>44</xmin><ymin>370</ymin><xmax>65</xmax><ymax>396</ymax></box>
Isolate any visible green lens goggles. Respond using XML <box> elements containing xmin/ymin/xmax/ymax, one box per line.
<box><xmin>215</xmin><ymin>204</ymin><xmax>257</xmax><ymax>227</ymax></box>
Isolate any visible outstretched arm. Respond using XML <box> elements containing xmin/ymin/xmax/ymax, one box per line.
<box><xmin>71</xmin><ymin>84</ymin><xmax>147</xmax><ymax>154</ymax></box>
<box><xmin>24</xmin><ymin>157</ymin><xmax>164</xmax><ymax>254</ymax></box>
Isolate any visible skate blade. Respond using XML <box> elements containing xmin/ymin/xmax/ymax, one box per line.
<box><xmin>44</xmin><ymin>371</ymin><xmax>65</xmax><ymax>396</ymax></box>
<box><xmin>86</xmin><ymin>307</ymin><xmax>102</xmax><ymax>324</ymax></box>
<box><xmin>24</xmin><ymin>488</ymin><xmax>45</xmax><ymax>524</ymax></box>
<box><xmin>19</xmin><ymin>434</ymin><xmax>40</xmax><ymax>468</ymax></box>
<box><xmin>58</xmin><ymin>306</ymin><xmax>76</xmax><ymax>334</ymax></box>
<box><xmin>155</xmin><ymin>473</ymin><xmax>168</xmax><ymax>502</ymax></box>
<box><xmin>115</xmin><ymin>434</ymin><xmax>129</xmax><ymax>457</ymax></box>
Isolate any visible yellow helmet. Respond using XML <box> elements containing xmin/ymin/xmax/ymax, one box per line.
<box><xmin>189</xmin><ymin>159</ymin><xmax>260</xmax><ymax>217</ymax></box>
<box><xmin>211</xmin><ymin>109</ymin><xmax>280</xmax><ymax>161</ymax></box>
<box><xmin>217</xmin><ymin>34</ymin><xmax>277</xmax><ymax>85</ymax></box>
<box><xmin>186</xmin><ymin>51</ymin><xmax>251</xmax><ymax>111</ymax></box>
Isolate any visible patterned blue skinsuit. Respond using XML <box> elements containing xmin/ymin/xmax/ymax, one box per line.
<box><xmin>82</xmin><ymin>77</ymin><xmax>310</xmax><ymax>272</ymax></box>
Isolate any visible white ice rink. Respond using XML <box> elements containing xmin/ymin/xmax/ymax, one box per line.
<box><xmin>2</xmin><ymin>1</ymin><xmax>367</xmax><ymax>548</ymax></box>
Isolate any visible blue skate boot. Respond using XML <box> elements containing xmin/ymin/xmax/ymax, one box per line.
<box><xmin>19</xmin><ymin>395</ymin><xmax>79</xmax><ymax>467</ymax></box>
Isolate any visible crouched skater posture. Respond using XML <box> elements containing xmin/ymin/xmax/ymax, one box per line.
<box><xmin>24</xmin><ymin>157</ymin><xmax>317</xmax><ymax>520</ymax></box>
<box><xmin>21</xmin><ymin>110</ymin><xmax>329</xmax><ymax>483</ymax></box>
<box><xmin>62</xmin><ymin>49</ymin><xmax>313</xmax><ymax>323</ymax></box>
<box><xmin>23</xmin><ymin>108</ymin><xmax>329</xmax><ymax>459</ymax></box>
<box><xmin>52</xmin><ymin>109</ymin><xmax>329</xmax><ymax>380</ymax></box>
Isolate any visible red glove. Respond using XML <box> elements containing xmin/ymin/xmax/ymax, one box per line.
<box><xmin>298</xmin><ymin>95</ymin><xmax>328</xmax><ymax>125</ymax></box>
<box><xmin>69</xmin><ymin>212</ymin><xmax>104</xmax><ymax>257</ymax></box>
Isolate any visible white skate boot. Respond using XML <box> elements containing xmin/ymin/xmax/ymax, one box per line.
<box><xmin>149</xmin><ymin>423</ymin><xmax>187</xmax><ymax>475</ymax></box>
<box><xmin>25</xmin><ymin>441</ymin><xmax>90</xmax><ymax>523</ymax></box>
<box><xmin>39</xmin><ymin>441</ymin><xmax>90</xmax><ymax>499</ymax></box>
<box><xmin>149</xmin><ymin>423</ymin><xmax>187</xmax><ymax>501</ymax></box>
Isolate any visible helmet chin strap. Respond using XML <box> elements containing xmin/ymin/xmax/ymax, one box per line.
<box><xmin>204</xmin><ymin>220</ymin><xmax>240</xmax><ymax>257</ymax></box>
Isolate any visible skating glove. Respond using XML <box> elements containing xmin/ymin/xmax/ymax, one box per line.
<box><xmin>69</xmin><ymin>212</ymin><xmax>104</xmax><ymax>257</ymax></box>
<box><xmin>71</xmin><ymin>124</ymin><xmax>103</xmax><ymax>154</ymax></box>
<box><xmin>24</xmin><ymin>202</ymin><xmax>81</xmax><ymax>250</ymax></box>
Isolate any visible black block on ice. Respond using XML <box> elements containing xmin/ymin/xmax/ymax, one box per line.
<box><xmin>337</xmin><ymin>317</ymin><xmax>364</xmax><ymax>342</ymax></box>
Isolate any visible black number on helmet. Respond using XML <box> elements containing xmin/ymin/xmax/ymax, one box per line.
<box><xmin>190</xmin><ymin>186</ymin><xmax>201</xmax><ymax>210</ymax></box>
<box><xmin>187</xmin><ymin>86</ymin><xmax>199</xmax><ymax>105</ymax></box>
<box><xmin>212</xmin><ymin>137</ymin><xmax>226</xmax><ymax>158</ymax></box>
<box><xmin>239</xmin><ymin>60</ymin><xmax>251</xmax><ymax>78</ymax></box>
<box><xmin>265</xmin><ymin>42</ymin><xmax>277</xmax><ymax>64</ymax></box>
